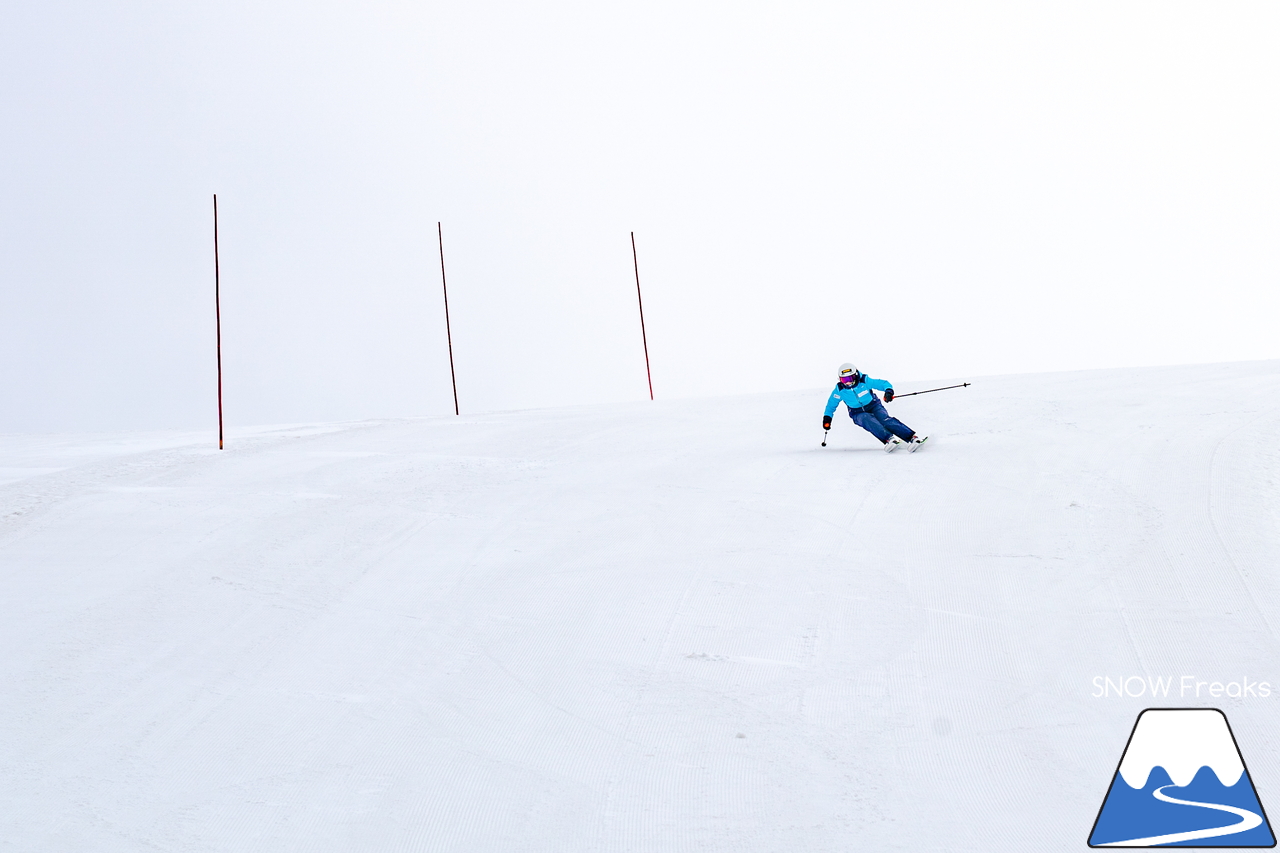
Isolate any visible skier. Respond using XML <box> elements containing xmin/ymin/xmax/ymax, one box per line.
<box><xmin>823</xmin><ymin>363</ymin><xmax>928</xmax><ymax>452</ymax></box>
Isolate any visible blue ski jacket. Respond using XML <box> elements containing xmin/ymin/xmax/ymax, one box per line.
<box><xmin>824</xmin><ymin>375</ymin><xmax>894</xmax><ymax>416</ymax></box>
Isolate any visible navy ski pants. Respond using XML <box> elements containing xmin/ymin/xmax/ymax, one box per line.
<box><xmin>848</xmin><ymin>398</ymin><xmax>915</xmax><ymax>444</ymax></box>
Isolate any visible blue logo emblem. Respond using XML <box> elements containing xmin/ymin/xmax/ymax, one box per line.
<box><xmin>1089</xmin><ymin>708</ymin><xmax>1275</xmax><ymax>847</ymax></box>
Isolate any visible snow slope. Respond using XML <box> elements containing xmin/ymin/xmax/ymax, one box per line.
<box><xmin>2</xmin><ymin>361</ymin><xmax>1279</xmax><ymax>852</ymax></box>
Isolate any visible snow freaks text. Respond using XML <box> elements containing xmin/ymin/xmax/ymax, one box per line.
<box><xmin>1092</xmin><ymin>676</ymin><xmax>1272</xmax><ymax>699</ymax></box>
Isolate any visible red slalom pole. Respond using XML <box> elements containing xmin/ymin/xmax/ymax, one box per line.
<box><xmin>213</xmin><ymin>194</ymin><xmax>224</xmax><ymax>450</ymax></box>
<box><xmin>631</xmin><ymin>232</ymin><xmax>654</xmax><ymax>400</ymax></box>
<box><xmin>438</xmin><ymin>222</ymin><xmax>460</xmax><ymax>416</ymax></box>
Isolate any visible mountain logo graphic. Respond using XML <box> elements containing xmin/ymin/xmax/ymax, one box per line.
<box><xmin>1089</xmin><ymin>708</ymin><xmax>1275</xmax><ymax>847</ymax></box>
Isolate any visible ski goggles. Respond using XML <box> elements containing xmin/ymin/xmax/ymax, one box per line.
<box><xmin>839</xmin><ymin>374</ymin><xmax>858</xmax><ymax>385</ymax></box>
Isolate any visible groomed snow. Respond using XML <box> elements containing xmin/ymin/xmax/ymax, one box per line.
<box><xmin>2</xmin><ymin>361</ymin><xmax>1279</xmax><ymax>852</ymax></box>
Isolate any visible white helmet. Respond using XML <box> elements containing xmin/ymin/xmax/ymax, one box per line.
<box><xmin>837</xmin><ymin>363</ymin><xmax>859</xmax><ymax>384</ymax></box>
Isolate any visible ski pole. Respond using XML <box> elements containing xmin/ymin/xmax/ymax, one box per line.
<box><xmin>821</xmin><ymin>430</ymin><xmax>828</xmax><ymax>447</ymax></box>
<box><xmin>891</xmin><ymin>382</ymin><xmax>970</xmax><ymax>399</ymax></box>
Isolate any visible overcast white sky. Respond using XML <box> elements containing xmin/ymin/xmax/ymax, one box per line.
<box><xmin>2</xmin><ymin>1</ymin><xmax>1277</xmax><ymax>432</ymax></box>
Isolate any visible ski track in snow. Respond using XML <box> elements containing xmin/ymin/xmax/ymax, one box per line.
<box><xmin>2</xmin><ymin>362</ymin><xmax>1280</xmax><ymax>851</ymax></box>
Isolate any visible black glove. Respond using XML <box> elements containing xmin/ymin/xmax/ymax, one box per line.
<box><xmin>822</xmin><ymin>415</ymin><xmax>832</xmax><ymax>430</ymax></box>
<box><xmin>883</xmin><ymin>388</ymin><xmax>895</xmax><ymax>402</ymax></box>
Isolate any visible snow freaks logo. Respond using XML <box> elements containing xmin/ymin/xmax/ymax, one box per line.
<box><xmin>1088</xmin><ymin>709</ymin><xmax>1275</xmax><ymax>847</ymax></box>
<box><xmin>1091</xmin><ymin>676</ymin><xmax>1272</xmax><ymax>700</ymax></box>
